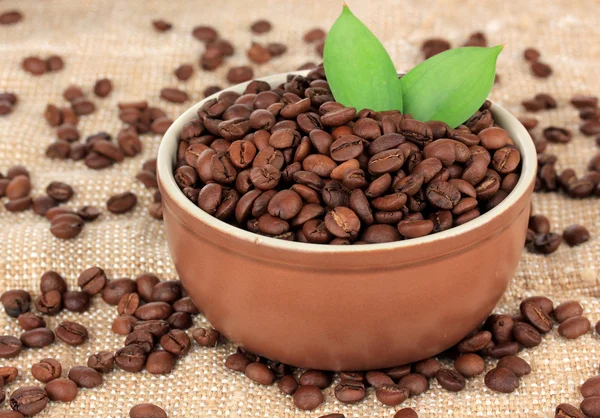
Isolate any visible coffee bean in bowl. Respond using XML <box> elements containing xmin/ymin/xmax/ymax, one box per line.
<box><xmin>156</xmin><ymin>70</ymin><xmax>537</xmax><ymax>370</ymax></box>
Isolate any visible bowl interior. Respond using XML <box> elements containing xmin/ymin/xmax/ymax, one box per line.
<box><xmin>157</xmin><ymin>71</ymin><xmax>537</xmax><ymax>254</ymax></box>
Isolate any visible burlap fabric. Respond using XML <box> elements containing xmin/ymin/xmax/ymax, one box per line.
<box><xmin>0</xmin><ymin>0</ymin><xmax>598</xmax><ymax>416</ymax></box>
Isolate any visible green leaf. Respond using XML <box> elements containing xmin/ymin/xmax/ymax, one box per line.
<box><xmin>400</xmin><ymin>45</ymin><xmax>503</xmax><ymax>128</ymax></box>
<box><xmin>323</xmin><ymin>5</ymin><xmax>403</xmax><ymax>112</ymax></box>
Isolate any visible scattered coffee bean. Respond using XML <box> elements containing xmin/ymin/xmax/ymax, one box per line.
<box><xmin>556</xmin><ymin>403</ymin><xmax>585</xmax><ymax>418</ymax></box>
<box><xmin>68</xmin><ymin>366</ymin><xmax>102</xmax><ymax>388</ymax></box>
<box><xmin>45</xmin><ymin>378</ymin><xmax>78</xmax><ymax>402</ymax></box>
<box><xmin>87</xmin><ymin>351</ymin><xmax>115</xmax><ymax>373</ymax></box>
<box><xmin>17</xmin><ymin>312</ymin><xmax>45</xmax><ymax>330</ymax></box>
<box><xmin>394</xmin><ymin>408</ymin><xmax>419</xmax><ymax>418</ymax></box>
<box><xmin>496</xmin><ymin>356</ymin><xmax>531</xmax><ymax>377</ymax></box>
<box><xmin>78</xmin><ymin>266</ymin><xmax>107</xmax><ymax>295</ymax></box>
<box><xmin>227</xmin><ymin>66</ymin><xmax>253</xmax><ymax>84</ymax></box>
<box><xmin>55</xmin><ymin>321</ymin><xmax>88</xmax><ymax>346</ymax></box>
<box><xmin>563</xmin><ymin>224</ymin><xmax>590</xmax><ymax>246</ymax></box>
<box><xmin>558</xmin><ymin>316</ymin><xmax>590</xmax><ymax>339</ymax></box>
<box><xmin>375</xmin><ymin>384</ymin><xmax>408</xmax><ymax>407</ymax></box>
<box><xmin>94</xmin><ymin>78</ymin><xmax>112</xmax><ymax>97</ymax></box>
<box><xmin>531</xmin><ymin>61</ymin><xmax>553</xmax><ymax>78</ymax></box>
<box><xmin>398</xmin><ymin>373</ymin><xmax>428</xmax><ymax>396</ymax></box>
<box><xmin>152</xmin><ymin>19</ymin><xmax>172</xmax><ymax>32</ymax></box>
<box><xmin>130</xmin><ymin>404</ymin><xmax>167</xmax><ymax>418</ymax></box>
<box><xmin>1</xmin><ymin>289</ymin><xmax>31</xmax><ymax>317</ymax></box>
<box><xmin>278</xmin><ymin>374</ymin><xmax>298</xmax><ymax>395</ymax></box>
<box><xmin>0</xmin><ymin>366</ymin><xmax>18</xmax><ymax>383</ymax></box>
<box><xmin>107</xmin><ymin>192</ymin><xmax>137</xmax><ymax>214</ymax></box>
<box><xmin>20</xmin><ymin>327</ymin><xmax>55</xmax><ymax>348</ymax></box>
<box><xmin>454</xmin><ymin>354</ymin><xmax>485</xmax><ymax>377</ymax></box>
<box><xmin>192</xmin><ymin>25</ymin><xmax>218</xmax><ymax>42</ymax></box>
<box><xmin>422</xmin><ymin>38</ymin><xmax>451</xmax><ymax>59</ymax></box>
<box><xmin>160</xmin><ymin>329</ymin><xmax>191</xmax><ymax>356</ymax></box>
<box><xmin>31</xmin><ymin>358</ymin><xmax>62</xmax><ymax>383</ymax></box>
<box><xmin>245</xmin><ymin>362</ymin><xmax>275</xmax><ymax>385</ymax></box>
<box><xmin>35</xmin><ymin>290</ymin><xmax>62</xmax><ymax>315</ymax></box>
<box><xmin>435</xmin><ymin>368</ymin><xmax>465</xmax><ymax>392</ymax></box>
<box><xmin>9</xmin><ymin>386</ymin><xmax>48</xmax><ymax>416</ymax></box>
<box><xmin>22</xmin><ymin>56</ymin><xmax>47</xmax><ymax>75</ymax></box>
<box><xmin>0</xmin><ymin>336</ymin><xmax>23</xmax><ymax>358</ymax></box>
<box><xmin>581</xmin><ymin>396</ymin><xmax>600</xmax><ymax>418</ymax></box>
<box><xmin>102</xmin><ymin>278</ymin><xmax>137</xmax><ymax>305</ymax></box>
<box><xmin>192</xmin><ymin>327</ymin><xmax>219</xmax><ymax>347</ymax></box>
<box><xmin>0</xmin><ymin>10</ymin><xmax>23</xmax><ymax>25</ymax></box>
<box><xmin>161</xmin><ymin>87</ymin><xmax>189</xmax><ymax>103</ymax></box>
<box><xmin>554</xmin><ymin>301</ymin><xmax>584</xmax><ymax>323</ymax></box>
<box><xmin>484</xmin><ymin>367</ymin><xmax>519</xmax><ymax>393</ymax></box>
<box><xmin>146</xmin><ymin>350</ymin><xmax>175</xmax><ymax>375</ymax></box>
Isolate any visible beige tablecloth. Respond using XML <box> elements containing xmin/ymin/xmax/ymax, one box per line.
<box><xmin>0</xmin><ymin>0</ymin><xmax>599</xmax><ymax>416</ymax></box>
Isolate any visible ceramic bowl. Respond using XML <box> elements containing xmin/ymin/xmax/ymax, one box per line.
<box><xmin>157</xmin><ymin>71</ymin><xmax>537</xmax><ymax>371</ymax></box>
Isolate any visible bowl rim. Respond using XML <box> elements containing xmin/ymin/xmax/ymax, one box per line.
<box><xmin>157</xmin><ymin>71</ymin><xmax>537</xmax><ymax>254</ymax></box>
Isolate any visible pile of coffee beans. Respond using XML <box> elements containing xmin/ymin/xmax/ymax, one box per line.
<box><xmin>220</xmin><ymin>294</ymin><xmax>596</xmax><ymax>415</ymax></box>
<box><xmin>0</xmin><ymin>267</ymin><xmax>216</xmax><ymax>416</ymax></box>
<box><xmin>0</xmin><ymin>92</ymin><xmax>17</xmax><ymax>116</ymax></box>
<box><xmin>172</xmin><ymin>67</ymin><xmax>522</xmax><ymax>244</ymax></box>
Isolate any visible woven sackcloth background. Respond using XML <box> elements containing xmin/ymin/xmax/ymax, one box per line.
<box><xmin>0</xmin><ymin>0</ymin><xmax>599</xmax><ymax>416</ymax></box>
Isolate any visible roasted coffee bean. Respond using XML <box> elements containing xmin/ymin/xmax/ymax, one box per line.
<box><xmin>489</xmin><ymin>314</ymin><xmax>514</xmax><ymax>344</ymax></box>
<box><xmin>435</xmin><ymin>368</ymin><xmax>465</xmax><ymax>392</ymax></box>
<box><xmin>22</xmin><ymin>56</ymin><xmax>47</xmax><ymax>75</ymax></box>
<box><xmin>521</xmin><ymin>296</ymin><xmax>554</xmax><ymax>315</ymax></box>
<box><xmin>563</xmin><ymin>225</ymin><xmax>590</xmax><ymax>247</ymax></box>
<box><xmin>293</xmin><ymin>385</ymin><xmax>324</xmax><ymax>410</ymax></box>
<box><xmin>46</xmin><ymin>55</ymin><xmax>64</xmax><ymax>71</ymax></box>
<box><xmin>364</xmin><ymin>371</ymin><xmax>394</xmax><ymax>388</ymax></box>
<box><xmin>278</xmin><ymin>375</ymin><xmax>298</xmax><ymax>395</ymax></box>
<box><xmin>375</xmin><ymin>384</ymin><xmax>408</xmax><ymax>407</ymax></box>
<box><xmin>483</xmin><ymin>341</ymin><xmax>519</xmax><ymax>359</ymax></box>
<box><xmin>454</xmin><ymin>354</ymin><xmax>485</xmax><ymax>377</ymax></box>
<box><xmin>93</xmin><ymin>78</ymin><xmax>112</xmax><ymax>97</ymax></box>
<box><xmin>0</xmin><ymin>336</ymin><xmax>22</xmax><ymax>358</ymax></box>
<box><xmin>68</xmin><ymin>366</ymin><xmax>103</xmax><ymax>388</ymax></box>
<box><xmin>299</xmin><ymin>370</ymin><xmax>331</xmax><ymax>389</ymax></box>
<box><xmin>9</xmin><ymin>386</ymin><xmax>48</xmax><ymax>416</ymax></box>
<box><xmin>554</xmin><ymin>301</ymin><xmax>584</xmax><ymax>323</ymax></box>
<box><xmin>18</xmin><ymin>312</ymin><xmax>46</xmax><ymax>330</ymax></box>
<box><xmin>581</xmin><ymin>121</ymin><xmax>600</xmax><ymax>136</ymax></box>
<box><xmin>191</xmin><ymin>327</ymin><xmax>219</xmax><ymax>347</ymax></box>
<box><xmin>31</xmin><ymin>359</ymin><xmax>61</xmax><ymax>383</ymax></box>
<box><xmin>45</xmin><ymin>378</ymin><xmax>78</xmax><ymax>402</ymax></box>
<box><xmin>521</xmin><ymin>302</ymin><xmax>553</xmax><ymax>333</ymax></box>
<box><xmin>457</xmin><ymin>331</ymin><xmax>492</xmax><ymax>353</ymax></box>
<box><xmin>107</xmin><ymin>192</ymin><xmax>137</xmax><ymax>214</ymax></box>
<box><xmin>334</xmin><ymin>381</ymin><xmax>366</xmax><ymax>404</ymax></box>
<box><xmin>544</xmin><ymin>127</ymin><xmax>572</xmax><ymax>143</ymax></box>
<box><xmin>558</xmin><ymin>316</ymin><xmax>590</xmax><ymax>339</ymax></box>
<box><xmin>5</xmin><ymin>175</ymin><xmax>30</xmax><ymax>199</ymax></box>
<box><xmin>324</xmin><ymin>207</ymin><xmax>360</xmax><ymax>239</ymax></box>
<box><xmin>531</xmin><ymin>61</ymin><xmax>553</xmax><ymax>78</ymax></box>
<box><xmin>160</xmin><ymin>329</ymin><xmax>191</xmax><ymax>356</ymax></box>
<box><xmin>135</xmin><ymin>301</ymin><xmax>173</xmax><ymax>320</ymax></box>
<box><xmin>56</xmin><ymin>321</ymin><xmax>88</xmax><ymax>346</ymax></box>
<box><xmin>581</xmin><ymin>376</ymin><xmax>600</xmax><ymax>398</ymax></box>
<box><xmin>497</xmin><ymin>356</ymin><xmax>531</xmax><ymax>377</ymax></box>
<box><xmin>78</xmin><ymin>266</ymin><xmax>107</xmax><ymax>295</ymax></box>
<box><xmin>398</xmin><ymin>219</ymin><xmax>434</xmax><ymax>238</ymax></box>
<box><xmin>118</xmin><ymin>293</ymin><xmax>140</xmax><ymax>316</ymax></box>
<box><xmin>20</xmin><ymin>328</ymin><xmax>55</xmax><ymax>348</ymax></box>
<box><xmin>50</xmin><ymin>213</ymin><xmax>84</xmax><ymax>239</ymax></box>
<box><xmin>115</xmin><ymin>346</ymin><xmax>146</xmax><ymax>372</ymax></box>
<box><xmin>412</xmin><ymin>358</ymin><xmax>440</xmax><ymax>379</ymax></box>
<box><xmin>394</xmin><ymin>408</ymin><xmax>418</xmax><ymax>418</ymax></box>
<box><xmin>383</xmin><ymin>365</ymin><xmax>411</xmax><ymax>381</ymax></box>
<box><xmin>397</xmin><ymin>373</ymin><xmax>428</xmax><ymax>396</ymax></box>
<box><xmin>145</xmin><ymin>350</ymin><xmax>176</xmax><ymax>375</ymax></box>
<box><xmin>125</xmin><ymin>330</ymin><xmax>154</xmax><ymax>353</ymax></box>
<box><xmin>160</xmin><ymin>87</ymin><xmax>188</xmax><ymax>103</ymax></box>
<box><xmin>151</xmin><ymin>281</ymin><xmax>182</xmax><ymax>304</ymax></box>
<box><xmin>227</xmin><ymin>66</ymin><xmax>254</xmax><ymax>84</ymax></box>
<box><xmin>0</xmin><ymin>10</ymin><xmax>23</xmax><ymax>25</ymax></box>
<box><xmin>129</xmin><ymin>404</ymin><xmax>167</xmax><ymax>418</ymax></box>
<box><xmin>0</xmin><ymin>366</ymin><xmax>18</xmax><ymax>383</ymax></box>
<box><xmin>533</xmin><ymin>232</ymin><xmax>562</xmax><ymax>254</ymax></box>
<box><xmin>32</xmin><ymin>196</ymin><xmax>58</xmax><ymax>216</ymax></box>
<box><xmin>102</xmin><ymin>278</ymin><xmax>137</xmax><ymax>305</ymax></box>
<box><xmin>422</xmin><ymin>38</ymin><xmax>451</xmax><ymax>58</ymax></box>
<box><xmin>529</xmin><ymin>214</ymin><xmax>550</xmax><ymax>234</ymax></box>
<box><xmin>1</xmin><ymin>290</ymin><xmax>31</xmax><ymax>318</ymax></box>
<box><xmin>35</xmin><ymin>290</ymin><xmax>62</xmax><ymax>315</ymax></box>
<box><xmin>512</xmin><ymin>322</ymin><xmax>542</xmax><ymax>347</ymax></box>
<box><xmin>484</xmin><ymin>367</ymin><xmax>519</xmax><ymax>393</ymax></box>
<box><xmin>225</xmin><ymin>353</ymin><xmax>251</xmax><ymax>372</ymax></box>
<box><xmin>245</xmin><ymin>362</ymin><xmax>275</xmax><ymax>385</ymax></box>
<box><xmin>87</xmin><ymin>351</ymin><xmax>114</xmax><ymax>373</ymax></box>
<box><xmin>581</xmin><ymin>397</ymin><xmax>600</xmax><ymax>418</ymax></box>
<box><xmin>112</xmin><ymin>315</ymin><xmax>138</xmax><ymax>335</ymax></box>
<box><xmin>40</xmin><ymin>271</ymin><xmax>67</xmax><ymax>294</ymax></box>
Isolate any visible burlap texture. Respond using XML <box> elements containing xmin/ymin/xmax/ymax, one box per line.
<box><xmin>0</xmin><ymin>0</ymin><xmax>598</xmax><ymax>416</ymax></box>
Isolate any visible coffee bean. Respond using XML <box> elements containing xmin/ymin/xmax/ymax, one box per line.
<box><xmin>20</xmin><ymin>328</ymin><xmax>55</xmax><ymax>348</ymax></box>
<box><xmin>31</xmin><ymin>359</ymin><xmax>61</xmax><ymax>383</ymax></box>
<box><xmin>324</xmin><ymin>207</ymin><xmax>360</xmax><ymax>239</ymax></box>
<box><xmin>521</xmin><ymin>302</ymin><xmax>553</xmax><ymax>333</ymax></box>
<box><xmin>454</xmin><ymin>354</ymin><xmax>485</xmax><ymax>377</ymax></box>
<box><xmin>457</xmin><ymin>330</ymin><xmax>492</xmax><ymax>353</ymax></box>
<box><xmin>512</xmin><ymin>322</ymin><xmax>542</xmax><ymax>347</ymax></box>
<box><xmin>563</xmin><ymin>225</ymin><xmax>590</xmax><ymax>246</ymax></box>
<box><xmin>152</xmin><ymin>281</ymin><xmax>182</xmax><ymax>304</ymax></box>
<box><xmin>484</xmin><ymin>367</ymin><xmax>519</xmax><ymax>393</ymax></box>
<box><xmin>40</xmin><ymin>271</ymin><xmax>67</xmax><ymax>294</ymax></box>
<box><xmin>87</xmin><ymin>351</ymin><xmax>114</xmax><ymax>373</ymax></box>
<box><xmin>67</xmin><ymin>366</ymin><xmax>102</xmax><ymax>389</ymax></box>
<box><xmin>192</xmin><ymin>25</ymin><xmax>218</xmax><ymax>42</ymax></box>
<box><xmin>373</xmin><ymin>384</ymin><xmax>408</xmax><ymax>407</ymax></box>
<box><xmin>554</xmin><ymin>301</ymin><xmax>584</xmax><ymax>323</ymax></box>
<box><xmin>46</xmin><ymin>55</ymin><xmax>64</xmax><ymax>72</ymax></box>
<box><xmin>227</xmin><ymin>66</ymin><xmax>254</xmax><ymax>84</ymax></box>
<box><xmin>1</xmin><ymin>290</ymin><xmax>31</xmax><ymax>318</ymax></box>
<box><xmin>334</xmin><ymin>381</ymin><xmax>366</xmax><ymax>403</ymax></box>
<box><xmin>35</xmin><ymin>290</ymin><xmax>62</xmax><ymax>315</ymax></box>
<box><xmin>531</xmin><ymin>61</ymin><xmax>552</xmax><ymax>78</ymax></box>
<box><xmin>5</xmin><ymin>175</ymin><xmax>30</xmax><ymax>199</ymax></box>
<box><xmin>534</xmin><ymin>232</ymin><xmax>562</xmax><ymax>254</ymax></box>
<box><xmin>115</xmin><ymin>346</ymin><xmax>146</xmax><ymax>372</ymax></box>
<box><xmin>144</xmin><ymin>350</ymin><xmax>176</xmax><ymax>375</ymax></box>
<box><xmin>78</xmin><ymin>266</ymin><xmax>107</xmax><ymax>295</ymax></box>
<box><xmin>0</xmin><ymin>336</ymin><xmax>22</xmax><ymax>358</ymax></box>
<box><xmin>581</xmin><ymin>121</ymin><xmax>600</xmax><ymax>136</ymax></box>
<box><xmin>112</xmin><ymin>315</ymin><xmax>138</xmax><ymax>335</ymax></box>
<box><xmin>413</xmin><ymin>358</ymin><xmax>441</xmax><ymax>379</ymax></box>
<box><xmin>10</xmin><ymin>386</ymin><xmax>48</xmax><ymax>416</ymax></box>
<box><xmin>117</xmin><ymin>293</ymin><xmax>140</xmax><ymax>316</ymax></box>
<box><xmin>56</xmin><ymin>321</ymin><xmax>88</xmax><ymax>346</ymax></box>
<box><xmin>521</xmin><ymin>296</ymin><xmax>554</xmax><ymax>315</ymax></box>
<box><xmin>191</xmin><ymin>327</ymin><xmax>219</xmax><ymax>347</ymax></box>
<box><xmin>555</xmin><ymin>403</ymin><xmax>585</xmax><ymax>418</ymax></box>
<box><xmin>247</xmin><ymin>42</ymin><xmax>272</xmax><ymax>64</ymax></box>
<box><xmin>125</xmin><ymin>330</ymin><xmax>154</xmax><ymax>354</ymax></box>
<box><xmin>160</xmin><ymin>87</ymin><xmax>188</xmax><ymax>103</ymax></box>
<box><xmin>0</xmin><ymin>366</ymin><xmax>18</xmax><ymax>384</ymax></box>
<box><xmin>298</xmin><ymin>370</ymin><xmax>331</xmax><ymax>389</ymax></box>
<box><xmin>0</xmin><ymin>10</ymin><xmax>23</xmax><ymax>24</ymax></box>
<box><xmin>397</xmin><ymin>373</ymin><xmax>428</xmax><ymax>396</ymax></box>
<box><xmin>102</xmin><ymin>278</ymin><xmax>137</xmax><ymax>305</ymax></box>
<box><xmin>497</xmin><ymin>356</ymin><xmax>531</xmax><ymax>377</ymax></box>
<box><xmin>22</xmin><ymin>56</ymin><xmax>47</xmax><ymax>75</ymax></box>
<box><xmin>558</xmin><ymin>316</ymin><xmax>590</xmax><ymax>339</ymax></box>
<box><xmin>278</xmin><ymin>375</ymin><xmax>298</xmax><ymax>395</ymax></box>
<box><xmin>365</xmin><ymin>371</ymin><xmax>394</xmax><ymax>388</ymax></box>
<box><xmin>398</xmin><ymin>219</ymin><xmax>434</xmax><ymax>239</ymax></box>
<box><xmin>582</xmin><ymin>396</ymin><xmax>600</xmax><ymax>418</ymax></box>
<box><xmin>225</xmin><ymin>353</ymin><xmax>251</xmax><ymax>372</ymax></box>
<box><xmin>321</xmin><ymin>107</ymin><xmax>356</xmax><ymax>127</ymax></box>
<box><xmin>435</xmin><ymin>368</ymin><xmax>465</xmax><ymax>392</ymax></box>
<box><xmin>245</xmin><ymin>362</ymin><xmax>275</xmax><ymax>385</ymax></box>
<box><xmin>129</xmin><ymin>404</ymin><xmax>167</xmax><ymax>418</ymax></box>
<box><xmin>107</xmin><ymin>192</ymin><xmax>137</xmax><ymax>214</ymax></box>
<box><xmin>44</xmin><ymin>378</ymin><xmax>77</xmax><ymax>402</ymax></box>
<box><xmin>422</xmin><ymin>38</ymin><xmax>451</xmax><ymax>58</ymax></box>
<box><xmin>160</xmin><ymin>329</ymin><xmax>191</xmax><ymax>356</ymax></box>
<box><xmin>135</xmin><ymin>274</ymin><xmax>160</xmax><ymax>302</ymax></box>
<box><xmin>394</xmin><ymin>408</ymin><xmax>418</xmax><ymax>418</ymax></box>
<box><xmin>18</xmin><ymin>312</ymin><xmax>45</xmax><ymax>330</ymax></box>
<box><xmin>135</xmin><ymin>301</ymin><xmax>173</xmax><ymax>320</ymax></box>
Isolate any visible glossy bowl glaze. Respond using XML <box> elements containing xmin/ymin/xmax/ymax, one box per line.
<box><xmin>157</xmin><ymin>72</ymin><xmax>537</xmax><ymax>371</ymax></box>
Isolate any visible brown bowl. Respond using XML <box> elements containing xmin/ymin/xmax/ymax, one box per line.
<box><xmin>157</xmin><ymin>72</ymin><xmax>537</xmax><ymax>371</ymax></box>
